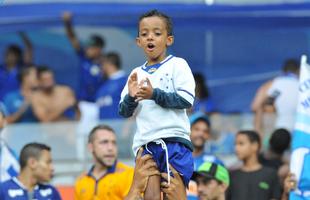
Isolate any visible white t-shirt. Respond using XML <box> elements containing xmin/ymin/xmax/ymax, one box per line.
<box><xmin>267</xmin><ymin>74</ymin><xmax>299</xmax><ymax>131</ymax></box>
<box><xmin>120</xmin><ymin>55</ymin><xmax>196</xmax><ymax>154</ymax></box>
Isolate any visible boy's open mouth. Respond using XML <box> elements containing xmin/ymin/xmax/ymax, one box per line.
<box><xmin>147</xmin><ymin>43</ymin><xmax>155</xmax><ymax>50</ymax></box>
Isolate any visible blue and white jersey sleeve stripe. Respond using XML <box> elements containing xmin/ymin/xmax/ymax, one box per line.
<box><xmin>173</xmin><ymin>58</ymin><xmax>196</xmax><ymax>105</ymax></box>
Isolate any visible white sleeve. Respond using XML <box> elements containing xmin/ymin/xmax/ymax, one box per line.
<box><xmin>172</xmin><ymin>58</ymin><xmax>196</xmax><ymax>105</ymax></box>
<box><xmin>267</xmin><ymin>79</ymin><xmax>280</xmax><ymax>97</ymax></box>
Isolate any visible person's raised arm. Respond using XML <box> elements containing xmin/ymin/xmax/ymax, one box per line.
<box><xmin>19</xmin><ymin>32</ymin><xmax>33</xmax><ymax>65</ymax></box>
<box><xmin>160</xmin><ymin>165</ymin><xmax>187</xmax><ymax>200</ymax></box>
<box><xmin>125</xmin><ymin>148</ymin><xmax>159</xmax><ymax>200</ymax></box>
<box><xmin>62</xmin><ymin>12</ymin><xmax>81</xmax><ymax>53</ymax></box>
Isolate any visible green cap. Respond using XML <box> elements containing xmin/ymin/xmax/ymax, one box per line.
<box><xmin>192</xmin><ymin>162</ymin><xmax>230</xmax><ymax>186</ymax></box>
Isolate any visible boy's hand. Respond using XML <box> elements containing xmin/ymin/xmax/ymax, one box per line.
<box><xmin>128</xmin><ymin>72</ymin><xmax>139</xmax><ymax>98</ymax></box>
<box><xmin>136</xmin><ymin>78</ymin><xmax>153</xmax><ymax>102</ymax></box>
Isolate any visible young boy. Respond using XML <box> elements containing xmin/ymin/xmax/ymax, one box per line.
<box><xmin>119</xmin><ymin>10</ymin><xmax>195</xmax><ymax>200</ymax></box>
<box><xmin>226</xmin><ymin>130</ymin><xmax>281</xmax><ymax>200</ymax></box>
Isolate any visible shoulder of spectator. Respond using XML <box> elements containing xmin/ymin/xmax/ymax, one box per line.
<box><xmin>75</xmin><ymin>171</ymin><xmax>88</xmax><ymax>181</ymax></box>
<box><xmin>251</xmin><ymin>80</ymin><xmax>274</xmax><ymax>111</ymax></box>
<box><xmin>56</xmin><ymin>85</ymin><xmax>75</xmax><ymax>95</ymax></box>
<box><xmin>116</xmin><ymin>162</ymin><xmax>134</xmax><ymax>174</ymax></box>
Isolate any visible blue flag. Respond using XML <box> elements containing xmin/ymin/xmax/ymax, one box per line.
<box><xmin>290</xmin><ymin>55</ymin><xmax>310</xmax><ymax>199</ymax></box>
<box><xmin>0</xmin><ymin>139</ymin><xmax>20</xmax><ymax>182</ymax></box>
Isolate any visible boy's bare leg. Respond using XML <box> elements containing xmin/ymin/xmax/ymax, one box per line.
<box><xmin>144</xmin><ymin>174</ymin><xmax>161</xmax><ymax>200</ymax></box>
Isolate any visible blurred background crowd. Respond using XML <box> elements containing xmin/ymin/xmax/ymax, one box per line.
<box><xmin>0</xmin><ymin>0</ymin><xmax>308</xmax><ymax>199</ymax></box>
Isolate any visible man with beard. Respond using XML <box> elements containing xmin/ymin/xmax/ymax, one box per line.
<box><xmin>74</xmin><ymin>125</ymin><xmax>134</xmax><ymax>200</ymax></box>
<box><xmin>31</xmin><ymin>66</ymin><xmax>80</xmax><ymax>122</ymax></box>
<box><xmin>0</xmin><ymin>143</ymin><xmax>61</xmax><ymax>200</ymax></box>
<box><xmin>95</xmin><ymin>52</ymin><xmax>127</xmax><ymax>119</ymax></box>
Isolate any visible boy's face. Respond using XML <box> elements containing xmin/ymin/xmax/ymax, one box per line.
<box><xmin>136</xmin><ymin>16</ymin><xmax>174</xmax><ymax>63</ymax></box>
<box><xmin>235</xmin><ymin>134</ymin><xmax>258</xmax><ymax>160</ymax></box>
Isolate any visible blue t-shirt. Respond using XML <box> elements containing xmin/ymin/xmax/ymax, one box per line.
<box><xmin>0</xmin><ymin>178</ymin><xmax>62</xmax><ymax>200</ymax></box>
<box><xmin>77</xmin><ymin>50</ymin><xmax>102</xmax><ymax>102</ymax></box>
<box><xmin>0</xmin><ymin>65</ymin><xmax>19</xmax><ymax>101</ymax></box>
<box><xmin>96</xmin><ymin>72</ymin><xmax>127</xmax><ymax>119</ymax></box>
<box><xmin>192</xmin><ymin>97</ymin><xmax>215</xmax><ymax>113</ymax></box>
<box><xmin>3</xmin><ymin>90</ymin><xmax>37</xmax><ymax>123</ymax></box>
<box><xmin>193</xmin><ymin>152</ymin><xmax>224</xmax><ymax>171</ymax></box>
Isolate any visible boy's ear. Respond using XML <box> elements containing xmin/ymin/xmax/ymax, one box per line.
<box><xmin>136</xmin><ymin>37</ymin><xmax>142</xmax><ymax>47</ymax></box>
<box><xmin>167</xmin><ymin>35</ymin><xmax>174</xmax><ymax>46</ymax></box>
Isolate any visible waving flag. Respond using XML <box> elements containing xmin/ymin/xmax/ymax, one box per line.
<box><xmin>0</xmin><ymin>139</ymin><xmax>20</xmax><ymax>182</ymax></box>
<box><xmin>290</xmin><ymin>55</ymin><xmax>310</xmax><ymax>199</ymax></box>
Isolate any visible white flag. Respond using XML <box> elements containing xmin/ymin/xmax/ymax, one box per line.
<box><xmin>290</xmin><ymin>55</ymin><xmax>310</xmax><ymax>200</ymax></box>
<box><xmin>0</xmin><ymin>139</ymin><xmax>20</xmax><ymax>182</ymax></box>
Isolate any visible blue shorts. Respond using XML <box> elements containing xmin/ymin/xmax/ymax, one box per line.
<box><xmin>141</xmin><ymin>140</ymin><xmax>194</xmax><ymax>186</ymax></box>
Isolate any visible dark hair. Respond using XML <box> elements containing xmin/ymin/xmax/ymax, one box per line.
<box><xmin>269</xmin><ymin>129</ymin><xmax>291</xmax><ymax>155</ymax></box>
<box><xmin>282</xmin><ymin>59</ymin><xmax>299</xmax><ymax>74</ymax></box>
<box><xmin>193</xmin><ymin>118</ymin><xmax>211</xmax><ymax>128</ymax></box>
<box><xmin>138</xmin><ymin>9</ymin><xmax>173</xmax><ymax>36</ymax></box>
<box><xmin>89</xmin><ymin>34</ymin><xmax>105</xmax><ymax>48</ymax></box>
<box><xmin>37</xmin><ymin>66</ymin><xmax>53</xmax><ymax>78</ymax></box>
<box><xmin>88</xmin><ymin>125</ymin><xmax>115</xmax><ymax>143</ymax></box>
<box><xmin>17</xmin><ymin>66</ymin><xmax>36</xmax><ymax>84</ymax></box>
<box><xmin>237</xmin><ymin>130</ymin><xmax>261</xmax><ymax>149</ymax></box>
<box><xmin>19</xmin><ymin>143</ymin><xmax>51</xmax><ymax>169</ymax></box>
<box><xmin>6</xmin><ymin>44</ymin><xmax>23</xmax><ymax>63</ymax></box>
<box><xmin>194</xmin><ymin>73</ymin><xmax>210</xmax><ymax>99</ymax></box>
<box><xmin>104</xmin><ymin>52</ymin><xmax>122</xmax><ymax>70</ymax></box>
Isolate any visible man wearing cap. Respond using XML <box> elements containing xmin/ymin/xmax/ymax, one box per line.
<box><xmin>192</xmin><ymin>161</ymin><xmax>230</xmax><ymax>200</ymax></box>
<box><xmin>63</xmin><ymin>12</ymin><xmax>105</xmax><ymax>102</ymax></box>
<box><xmin>190</xmin><ymin>112</ymin><xmax>224</xmax><ymax>170</ymax></box>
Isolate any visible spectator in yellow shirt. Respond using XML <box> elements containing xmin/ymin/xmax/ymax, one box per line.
<box><xmin>74</xmin><ymin>125</ymin><xmax>134</xmax><ymax>200</ymax></box>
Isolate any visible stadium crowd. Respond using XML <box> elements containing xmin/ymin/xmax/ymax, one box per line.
<box><xmin>0</xmin><ymin>9</ymin><xmax>300</xmax><ymax>200</ymax></box>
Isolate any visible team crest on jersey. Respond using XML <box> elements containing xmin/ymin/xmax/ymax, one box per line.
<box><xmin>148</xmin><ymin>67</ymin><xmax>157</xmax><ymax>73</ymax></box>
<box><xmin>8</xmin><ymin>189</ymin><xmax>24</xmax><ymax>197</ymax></box>
<box><xmin>40</xmin><ymin>188</ymin><xmax>52</xmax><ymax>197</ymax></box>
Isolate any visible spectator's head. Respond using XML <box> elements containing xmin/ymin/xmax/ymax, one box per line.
<box><xmin>269</xmin><ymin>129</ymin><xmax>291</xmax><ymax>155</ymax></box>
<box><xmin>86</xmin><ymin>34</ymin><xmax>105</xmax><ymax>60</ymax></box>
<box><xmin>137</xmin><ymin>10</ymin><xmax>174</xmax><ymax>61</ymax></box>
<box><xmin>88</xmin><ymin>125</ymin><xmax>118</xmax><ymax>168</ymax></box>
<box><xmin>37</xmin><ymin>66</ymin><xmax>55</xmax><ymax>92</ymax></box>
<box><xmin>19</xmin><ymin>143</ymin><xmax>54</xmax><ymax>183</ymax></box>
<box><xmin>192</xmin><ymin>161</ymin><xmax>229</xmax><ymax>200</ymax></box>
<box><xmin>282</xmin><ymin>59</ymin><xmax>300</xmax><ymax>75</ymax></box>
<box><xmin>194</xmin><ymin>73</ymin><xmax>210</xmax><ymax>99</ymax></box>
<box><xmin>17</xmin><ymin>67</ymin><xmax>38</xmax><ymax>90</ymax></box>
<box><xmin>190</xmin><ymin>112</ymin><xmax>211</xmax><ymax>152</ymax></box>
<box><xmin>101</xmin><ymin>52</ymin><xmax>122</xmax><ymax>78</ymax></box>
<box><xmin>235</xmin><ymin>130</ymin><xmax>261</xmax><ymax>161</ymax></box>
<box><xmin>5</xmin><ymin>44</ymin><xmax>23</xmax><ymax>67</ymax></box>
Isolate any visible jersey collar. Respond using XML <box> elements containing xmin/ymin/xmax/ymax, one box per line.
<box><xmin>141</xmin><ymin>55</ymin><xmax>174</xmax><ymax>74</ymax></box>
<box><xmin>87</xmin><ymin>161</ymin><xmax>117</xmax><ymax>180</ymax></box>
